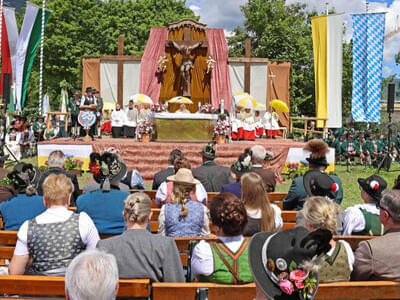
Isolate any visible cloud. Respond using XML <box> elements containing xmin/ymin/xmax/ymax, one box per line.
<box><xmin>383</xmin><ymin>65</ymin><xmax>394</xmax><ymax>75</ymax></box>
<box><xmin>188</xmin><ymin>5</ymin><xmax>201</xmax><ymax>15</ymax></box>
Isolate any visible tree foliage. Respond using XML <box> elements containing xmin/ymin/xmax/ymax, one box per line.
<box><xmin>24</xmin><ymin>0</ymin><xmax>195</xmax><ymax>110</ymax></box>
<box><xmin>228</xmin><ymin>0</ymin><xmax>353</xmax><ymax>120</ymax></box>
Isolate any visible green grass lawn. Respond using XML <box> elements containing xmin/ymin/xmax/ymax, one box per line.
<box><xmin>14</xmin><ymin>156</ymin><xmax>399</xmax><ymax>209</ymax></box>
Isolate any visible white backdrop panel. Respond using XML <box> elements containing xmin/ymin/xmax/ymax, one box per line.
<box><xmin>100</xmin><ymin>61</ymin><xmax>118</xmax><ymax>105</ymax></box>
<box><xmin>123</xmin><ymin>61</ymin><xmax>141</xmax><ymax>107</ymax></box>
<box><xmin>229</xmin><ymin>62</ymin><xmax>245</xmax><ymax>94</ymax></box>
<box><xmin>250</xmin><ymin>62</ymin><xmax>268</xmax><ymax>106</ymax></box>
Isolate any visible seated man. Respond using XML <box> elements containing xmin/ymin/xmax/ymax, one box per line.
<box><xmin>65</xmin><ymin>249</ymin><xmax>118</xmax><ymax>300</ymax></box>
<box><xmin>152</xmin><ymin>149</ymin><xmax>184</xmax><ymax>190</ymax></box>
<box><xmin>5</xmin><ymin>126</ymin><xmax>21</xmax><ymax>161</ymax></box>
<box><xmin>343</xmin><ymin>175</ymin><xmax>387</xmax><ymax>236</ymax></box>
<box><xmin>250</xmin><ymin>145</ymin><xmax>276</xmax><ymax>192</ymax></box>
<box><xmin>33</xmin><ymin>116</ymin><xmax>46</xmax><ymax>142</ymax></box>
<box><xmin>352</xmin><ymin>189</ymin><xmax>400</xmax><ymax>281</ymax></box>
<box><xmin>77</xmin><ymin>152</ymin><xmax>130</xmax><ymax>234</ymax></box>
<box><xmin>341</xmin><ymin>134</ymin><xmax>360</xmax><ymax>164</ymax></box>
<box><xmin>8</xmin><ymin>174</ymin><xmax>99</xmax><ymax>276</ymax></box>
<box><xmin>52</xmin><ymin>115</ymin><xmax>67</xmax><ymax>138</ymax></box>
<box><xmin>175</xmin><ymin>103</ymin><xmax>190</xmax><ymax>114</ymax></box>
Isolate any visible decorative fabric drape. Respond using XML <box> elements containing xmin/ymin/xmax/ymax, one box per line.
<box><xmin>206</xmin><ymin>29</ymin><xmax>232</xmax><ymax>112</ymax></box>
<box><xmin>82</xmin><ymin>58</ymin><xmax>100</xmax><ymax>94</ymax></box>
<box><xmin>139</xmin><ymin>28</ymin><xmax>168</xmax><ymax>103</ymax></box>
<box><xmin>159</xmin><ymin>28</ymin><xmax>210</xmax><ymax>112</ymax></box>
<box><xmin>267</xmin><ymin>62</ymin><xmax>291</xmax><ymax>128</ymax></box>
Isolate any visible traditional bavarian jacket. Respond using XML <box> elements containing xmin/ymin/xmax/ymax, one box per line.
<box><xmin>33</xmin><ymin>121</ymin><xmax>46</xmax><ymax>134</ymax></box>
<box><xmin>124</xmin><ymin>107</ymin><xmax>138</xmax><ymax>127</ymax></box>
<box><xmin>111</xmin><ymin>109</ymin><xmax>126</xmax><ymax>128</ymax></box>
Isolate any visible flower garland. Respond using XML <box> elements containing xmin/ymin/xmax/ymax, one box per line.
<box><xmin>151</xmin><ymin>104</ymin><xmax>167</xmax><ymax>113</ymax></box>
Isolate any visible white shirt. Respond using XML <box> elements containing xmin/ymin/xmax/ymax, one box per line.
<box><xmin>124</xmin><ymin>107</ymin><xmax>138</xmax><ymax>127</ymax></box>
<box><xmin>246</xmin><ymin>204</ymin><xmax>283</xmax><ymax>232</ymax></box>
<box><xmin>14</xmin><ymin>207</ymin><xmax>100</xmax><ymax>257</ymax></box>
<box><xmin>111</xmin><ymin>110</ymin><xmax>127</xmax><ymax>127</ymax></box>
<box><xmin>264</xmin><ymin>112</ymin><xmax>279</xmax><ymax>129</ymax></box>
<box><xmin>326</xmin><ymin>240</ymin><xmax>355</xmax><ymax>271</ymax></box>
<box><xmin>191</xmin><ymin>235</ymin><xmax>244</xmax><ymax>277</ymax></box>
<box><xmin>155</xmin><ymin>181</ymin><xmax>207</xmax><ymax>206</ymax></box>
<box><xmin>342</xmin><ymin>203</ymin><xmax>380</xmax><ymax>236</ymax></box>
<box><xmin>158</xmin><ymin>203</ymin><xmax>210</xmax><ymax>236</ymax></box>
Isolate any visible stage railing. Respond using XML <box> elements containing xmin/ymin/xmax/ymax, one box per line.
<box><xmin>289</xmin><ymin>117</ymin><xmax>328</xmax><ymax>138</ymax></box>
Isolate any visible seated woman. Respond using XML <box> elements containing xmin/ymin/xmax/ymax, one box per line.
<box><xmin>9</xmin><ymin>173</ymin><xmax>99</xmax><ymax>276</ymax></box>
<box><xmin>155</xmin><ymin>157</ymin><xmax>207</xmax><ymax>207</ymax></box>
<box><xmin>303</xmin><ymin>196</ymin><xmax>355</xmax><ymax>282</ymax></box>
<box><xmin>241</xmin><ymin>172</ymin><xmax>282</xmax><ymax>236</ymax></box>
<box><xmin>97</xmin><ymin>192</ymin><xmax>185</xmax><ymax>282</ymax></box>
<box><xmin>0</xmin><ymin>163</ymin><xmax>45</xmax><ymax>230</ymax></box>
<box><xmin>191</xmin><ymin>193</ymin><xmax>254</xmax><ymax>284</ymax></box>
<box><xmin>158</xmin><ymin>168</ymin><xmax>210</xmax><ymax>237</ymax></box>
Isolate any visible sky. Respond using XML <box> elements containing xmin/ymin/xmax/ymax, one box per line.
<box><xmin>186</xmin><ymin>0</ymin><xmax>400</xmax><ymax>78</ymax></box>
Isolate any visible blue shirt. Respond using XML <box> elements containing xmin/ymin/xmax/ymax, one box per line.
<box><xmin>0</xmin><ymin>194</ymin><xmax>46</xmax><ymax>230</ymax></box>
<box><xmin>76</xmin><ymin>189</ymin><xmax>129</xmax><ymax>234</ymax></box>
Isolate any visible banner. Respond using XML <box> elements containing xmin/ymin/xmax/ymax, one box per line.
<box><xmin>352</xmin><ymin>13</ymin><xmax>385</xmax><ymax>123</ymax></box>
<box><xmin>14</xmin><ymin>3</ymin><xmax>50</xmax><ymax>111</ymax></box>
<box><xmin>311</xmin><ymin>14</ymin><xmax>343</xmax><ymax>128</ymax></box>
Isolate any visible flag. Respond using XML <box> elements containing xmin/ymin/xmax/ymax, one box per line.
<box><xmin>0</xmin><ymin>7</ymin><xmax>19</xmax><ymax>94</ymax></box>
<box><xmin>8</xmin><ymin>83</ymin><xmax>15</xmax><ymax>114</ymax></box>
<box><xmin>14</xmin><ymin>3</ymin><xmax>50</xmax><ymax>111</ymax></box>
<box><xmin>60</xmin><ymin>88</ymin><xmax>68</xmax><ymax>120</ymax></box>
<box><xmin>352</xmin><ymin>13</ymin><xmax>385</xmax><ymax>123</ymax></box>
<box><xmin>42</xmin><ymin>92</ymin><xmax>50</xmax><ymax>116</ymax></box>
<box><xmin>311</xmin><ymin>14</ymin><xmax>343</xmax><ymax>128</ymax></box>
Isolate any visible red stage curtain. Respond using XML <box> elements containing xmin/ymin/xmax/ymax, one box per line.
<box><xmin>206</xmin><ymin>29</ymin><xmax>232</xmax><ymax>112</ymax></box>
<box><xmin>139</xmin><ymin>28</ymin><xmax>169</xmax><ymax>104</ymax></box>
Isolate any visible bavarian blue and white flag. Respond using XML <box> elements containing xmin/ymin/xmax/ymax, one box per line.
<box><xmin>351</xmin><ymin>13</ymin><xmax>385</xmax><ymax>123</ymax></box>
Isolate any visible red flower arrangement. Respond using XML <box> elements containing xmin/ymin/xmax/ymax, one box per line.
<box><xmin>89</xmin><ymin>162</ymin><xmax>101</xmax><ymax>175</ymax></box>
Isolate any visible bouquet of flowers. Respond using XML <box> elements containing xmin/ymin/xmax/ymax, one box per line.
<box><xmin>137</xmin><ymin>120</ymin><xmax>155</xmax><ymax>138</ymax></box>
<box><xmin>200</xmin><ymin>104</ymin><xmax>216</xmax><ymax>114</ymax></box>
<box><xmin>151</xmin><ymin>104</ymin><xmax>167</xmax><ymax>113</ymax></box>
<box><xmin>285</xmin><ymin>162</ymin><xmax>308</xmax><ymax>180</ymax></box>
<box><xmin>213</xmin><ymin>119</ymin><xmax>230</xmax><ymax>137</ymax></box>
<box><xmin>64</xmin><ymin>154</ymin><xmax>84</xmax><ymax>171</ymax></box>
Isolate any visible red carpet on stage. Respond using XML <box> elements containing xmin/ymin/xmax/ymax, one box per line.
<box><xmin>39</xmin><ymin>138</ymin><xmax>305</xmax><ymax>181</ymax></box>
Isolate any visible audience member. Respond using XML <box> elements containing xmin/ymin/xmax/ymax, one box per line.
<box><xmin>192</xmin><ymin>143</ymin><xmax>232</xmax><ymax>192</ymax></box>
<box><xmin>191</xmin><ymin>193</ymin><xmax>253</xmax><ymax>284</ymax></box>
<box><xmin>303</xmin><ymin>196</ymin><xmax>355</xmax><ymax>282</ymax></box>
<box><xmin>9</xmin><ymin>174</ymin><xmax>99</xmax><ymax>275</ymax></box>
<box><xmin>155</xmin><ymin>157</ymin><xmax>207</xmax><ymax>207</ymax></box>
<box><xmin>65</xmin><ymin>249</ymin><xmax>118</xmax><ymax>300</ymax></box>
<box><xmin>221</xmin><ymin>149</ymin><xmax>252</xmax><ymax>199</ymax></box>
<box><xmin>0</xmin><ymin>155</ymin><xmax>17</xmax><ymax>203</ymax></box>
<box><xmin>97</xmin><ymin>193</ymin><xmax>185</xmax><ymax>282</ymax></box>
<box><xmin>152</xmin><ymin>149</ymin><xmax>184</xmax><ymax>190</ymax></box>
<box><xmin>77</xmin><ymin>152</ymin><xmax>130</xmax><ymax>234</ymax></box>
<box><xmin>37</xmin><ymin>150</ymin><xmax>80</xmax><ymax>205</ymax></box>
<box><xmin>352</xmin><ymin>190</ymin><xmax>400</xmax><ymax>281</ymax></box>
<box><xmin>123</xmin><ymin>100</ymin><xmax>138</xmax><ymax>138</ymax></box>
<box><xmin>0</xmin><ymin>163</ymin><xmax>45</xmax><ymax>230</ymax></box>
<box><xmin>283</xmin><ymin>139</ymin><xmax>343</xmax><ymax>210</ymax></box>
<box><xmin>343</xmin><ymin>175</ymin><xmax>387</xmax><ymax>236</ymax></box>
<box><xmin>249</xmin><ymin>227</ymin><xmax>332</xmax><ymax>299</ymax></box>
<box><xmin>158</xmin><ymin>168</ymin><xmax>210</xmax><ymax>237</ymax></box>
<box><xmin>111</xmin><ymin>104</ymin><xmax>126</xmax><ymax>138</ymax></box>
<box><xmin>250</xmin><ymin>145</ymin><xmax>276</xmax><ymax>192</ymax></box>
<box><xmin>5</xmin><ymin>126</ymin><xmax>21</xmax><ymax>160</ymax></box>
<box><xmin>52</xmin><ymin>115</ymin><xmax>67</xmax><ymax>138</ymax></box>
<box><xmin>241</xmin><ymin>172</ymin><xmax>282</xmax><ymax>236</ymax></box>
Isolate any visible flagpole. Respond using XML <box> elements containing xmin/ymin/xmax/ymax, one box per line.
<box><xmin>326</xmin><ymin>2</ymin><xmax>329</xmax><ymax>16</ymax></box>
<box><xmin>39</xmin><ymin>0</ymin><xmax>46</xmax><ymax>115</ymax></box>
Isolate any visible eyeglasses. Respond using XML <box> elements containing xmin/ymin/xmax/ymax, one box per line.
<box><xmin>377</xmin><ymin>203</ymin><xmax>394</xmax><ymax>219</ymax></box>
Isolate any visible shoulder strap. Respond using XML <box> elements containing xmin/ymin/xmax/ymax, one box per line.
<box><xmin>325</xmin><ymin>241</ymin><xmax>342</xmax><ymax>265</ymax></box>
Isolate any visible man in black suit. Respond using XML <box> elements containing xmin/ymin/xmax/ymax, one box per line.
<box><xmin>152</xmin><ymin>149</ymin><xmax>183</xmax><ymax>190</ymax></box>
<box><xmin>250</xmin><ymin>145</ymin><xmax>276</xmax><ymax>192</ymax></box>
<box><xmin>192</xmin><ymin>143</ymin><xmax>233</xmax><ymax>193</ymax></box>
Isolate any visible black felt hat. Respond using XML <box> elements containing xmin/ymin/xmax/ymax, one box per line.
<box><xmin>303</xmin><ymin>170</ymin><xmax>339</xmax><ymax>200</ymax></box>
<box><xmin>8</xmin><ymin>162</ymin><xmax>40</xmax><ymax>194</ymax></box>
<box><xmin>249</xmin><ymin>227</ymin><xmax>332</xmax><ymax>300</ymax></box>
<box><xmin>231</xmin><ymin>151</ymin><xmax>252</xmax><ymax>176</ymax></box>
<box><xmin>358</xmin><ymin>175</ymin><xmax>387</xmax><ymax>203</ymax></box>
<box><xmin>199</xmin><ymin>143</ymin><xmax>217</xmax><ymax>160</ymax></box>
<box><xmin>85</xmin><ymin>86</ymin><xmax>94</xmax><ymax>93</ymax></box>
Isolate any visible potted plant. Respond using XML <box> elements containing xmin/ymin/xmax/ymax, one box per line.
<box><xmin>64</xmin><ymin>155</ymin><xmax>84</xmax><ymax>176</ymax></box>
<box><xmin>137</xmin><ymin>120</ymin><xmax>155</xmax><ymax>142</ymax></box>
<box><xmin>213</xmin><ymin>116</ymin><xmax>229</xmax><ymax>144</ymax></box>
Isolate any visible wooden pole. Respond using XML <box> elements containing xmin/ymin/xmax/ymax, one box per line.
<box><xmin>117</xmin><ymin>36</ymin><xmax>124</xmax><ymax>107</ymax></box>
<box><xmin>244</xmin><ymin>38</ymin><xmax>251</xmax><ymax>94</ymax></box>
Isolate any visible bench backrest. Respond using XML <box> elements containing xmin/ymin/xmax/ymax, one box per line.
<box><xmin>0</xmin><ymin>275</ymin><xmax>150</xmax><ymax>298</ymax></box>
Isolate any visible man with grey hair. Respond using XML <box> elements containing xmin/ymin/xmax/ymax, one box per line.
<box><xmin>352</xmin><ymin>189</ymin><xmax>400</xmax><ymax>281</ymax></box>
<box><xmin>250</xmin><ymin>145</ymin><xmax>276</xmax><ymax>192</ymax></box>
<box><xmin>37</xmin><ymin>150</ymin><xmax>80</xmax><ymax>204</ymax></box>
<box><xmin>65</xmin><ymin>249</ymin><xmax>119</xmax><ymax>300</ymax></box>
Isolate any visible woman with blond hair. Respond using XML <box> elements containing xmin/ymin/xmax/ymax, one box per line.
<box><xmin>241</xmin><ymin>172</ymin><xmax>282</xmax><ymax>236</ymax></box>
<box><xmin>97</xmin><ymin>192</ymin><xmax>185</xmax><ymax>282</ymax></box>
<box><xmin>158</xmin><ymin>168</ymin><xmax>210</xmax><ymax>237</ymax></box>
<box><xmin>303</xmin><ymin>196</ymin><xmax>355</xmax><ymax>282</ymax></box>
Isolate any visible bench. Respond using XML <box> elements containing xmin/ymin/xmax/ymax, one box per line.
<box><xmin>0</xmin><ymin>275</ymin><xmax>149</xmax><ymax>298</ymax></box>
<box><xmin>152</xmin><ymin>281</ymin><xmax>400</xmax><ymax>300</ymax></box>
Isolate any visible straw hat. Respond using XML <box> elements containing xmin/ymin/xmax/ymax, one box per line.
<box><xmin>167</xmin><ymin>168</ymin><xmax>200</xmax><ymax>185</ymax></box>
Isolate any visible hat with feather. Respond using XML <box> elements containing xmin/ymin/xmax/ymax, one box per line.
<box><xmin>304</xmin><ymin>139</ymin><xmax>329</xmax><ymax>168</ymax></box>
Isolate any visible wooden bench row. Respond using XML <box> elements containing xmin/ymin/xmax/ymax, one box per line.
<box><xmin>0</xmin><ymin>275</ymin><xmax>399</xmax><ymax>299</ymax></box>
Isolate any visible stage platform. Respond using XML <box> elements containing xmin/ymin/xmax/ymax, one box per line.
<box><xmin>38</xmin><ymin>138</ymin><xmax>305</xmax><ymax>181</ymax></box>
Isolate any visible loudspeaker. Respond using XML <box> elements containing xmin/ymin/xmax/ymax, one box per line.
<box><xmin>2</xmin><ymin>73</ymin><xmax>10</xmax><ymax>105</ymax></box>
<box><xmin>387</xmin><ymin>83</ymin><xmax>395</xmax><ymax>113</ymax></box>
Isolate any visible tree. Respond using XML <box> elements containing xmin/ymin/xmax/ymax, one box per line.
<box><xmin>25</xmin><ymin>0</ymin><xmax>196</xmax><ymax>111</ymax></box>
